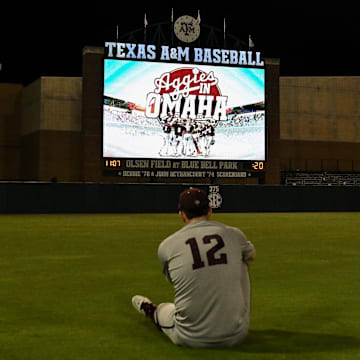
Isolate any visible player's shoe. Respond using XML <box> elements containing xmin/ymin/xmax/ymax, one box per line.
<box><xmin>132</xmin><ymin>295</ymin><xmax>156</xmax><ymax>317</ymax></box>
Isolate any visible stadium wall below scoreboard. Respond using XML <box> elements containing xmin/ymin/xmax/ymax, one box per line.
<box><xmin>0</xmin><ymin>183</ymin><xmax>360</xmax><ymax>213</ymax></box>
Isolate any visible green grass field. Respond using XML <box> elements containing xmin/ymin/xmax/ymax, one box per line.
<box><xmin>1</xmin><ymin>212</ymin><xmax>360</xmax><ymax>360</ymax></box>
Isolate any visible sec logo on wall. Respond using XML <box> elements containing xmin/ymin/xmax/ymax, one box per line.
<box><xmin>208</xmin><ymin>186</ymin><xmax>223</xmax><ymax>209</ymax></box>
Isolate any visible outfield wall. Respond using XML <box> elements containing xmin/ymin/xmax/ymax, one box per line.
<box><xmin>0</xmin><ymin>183</ymin><xmax>359</xmax><ymax>213</ymax></box>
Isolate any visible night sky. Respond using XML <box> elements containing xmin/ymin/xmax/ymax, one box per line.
<box><xmin>1</xmin><ymin>4</ymin><xmax>359</xmax><ymax>85</ymax></box>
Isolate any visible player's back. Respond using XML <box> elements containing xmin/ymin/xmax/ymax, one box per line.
<box><xmin>158</xmin><ymin>219</ymin><xmax>254</xmax><ymax>347</ymax></box>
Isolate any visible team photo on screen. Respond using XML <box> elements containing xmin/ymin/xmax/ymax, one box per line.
<box><xmin>103</xmin><ymin>59</ymin><xmax>265</xmax><ymax>160</ymax></box>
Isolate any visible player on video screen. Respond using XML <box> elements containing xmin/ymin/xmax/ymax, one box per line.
<box><xmin>183</xmin><ymin>119</ymin><xmax>195</xmax><ymax>156</ymax></box>
<box><xmin>172</xmin><ymin>119</ymin><xmax>186</xmax><ymax>157</ymax></box>
<box><xmin>203</xmin><ymin>121</ymin><xmax>215</xmax><ymax>157</ymax></box>
<box><xmin>159</xmin><ymin>118</ymin><xmax>172</xmax><ymax>156</ymax></box>
<box><xmin>191</xmin><ymin>122</ymin><xmax>202</xmax><ymax>156</ymax></box>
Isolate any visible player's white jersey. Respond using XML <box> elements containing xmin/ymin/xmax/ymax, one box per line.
<box><xmin>158</xmin><ymin>220</ymin><xmax>254</xmax><ymax>346</ymax></box>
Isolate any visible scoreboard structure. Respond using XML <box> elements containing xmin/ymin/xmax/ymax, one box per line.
<box><xmin>81</xmin><ymin>15</ymin><xmax>280</xmax><ymax>184</ymax></box>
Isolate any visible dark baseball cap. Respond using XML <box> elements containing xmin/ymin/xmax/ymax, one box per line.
<box><xmin>178</xmin><ymin>188</ymin><xmax>209</xmax><ymax>212</ymax></box>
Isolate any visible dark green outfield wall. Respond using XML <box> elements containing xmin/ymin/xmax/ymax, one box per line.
<box><xmin>0</xmin><ymin>183</ymin><xmax>359</xmax><ymax>213</ymax></box>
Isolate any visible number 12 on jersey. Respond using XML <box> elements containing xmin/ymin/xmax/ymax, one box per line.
<box><xmin>185</xmin><ymin>234</ymin><xmax>228</xmax><ymax>270</ymax></box>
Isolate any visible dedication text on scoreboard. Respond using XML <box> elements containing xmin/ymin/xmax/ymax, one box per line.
<box><xmin>104</xmin><ymin>159</ymin><xmax>251</xmax><ymax>178</ymax></box>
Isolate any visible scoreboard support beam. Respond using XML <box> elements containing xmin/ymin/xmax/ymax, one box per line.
<box><xmin>264</xmin><ymin>58</ymin><xmax>281</xmax><ymax>184</ymax></box>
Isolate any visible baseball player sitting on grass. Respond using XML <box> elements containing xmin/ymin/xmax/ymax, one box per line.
<box><xmin>132</xmin><ymin>188</ymin><xmax>256</xmax><ymax>348</ymax></box>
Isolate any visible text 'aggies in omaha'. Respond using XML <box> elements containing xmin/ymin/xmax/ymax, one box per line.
<box><xmin>145</xmin><ymin>67</ymin><xmax>228</xmax><ymax>121</ymax></box>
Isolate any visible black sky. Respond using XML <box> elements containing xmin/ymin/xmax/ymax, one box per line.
<box><xmin>1</xmin><ymin>4</ymin><xmax>360</xmax><ymax>85</ymax></box>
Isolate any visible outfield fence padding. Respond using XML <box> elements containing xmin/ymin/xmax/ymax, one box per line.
<box><xmin>0</xmin><ymin>182</ymin><xmax>359</xmax><ymax>213</ymax></box>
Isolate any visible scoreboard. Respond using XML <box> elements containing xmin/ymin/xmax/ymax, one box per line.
<box><xmin>102</xmin><ymin>42</ymin><xmax>266</xmax><ymax>180</ymax></box>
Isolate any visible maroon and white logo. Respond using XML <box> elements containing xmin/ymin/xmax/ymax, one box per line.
<box><xmin>145</xmin><ymin>67</ymin><xmax>228</xmax><ymax>122</ymax></box>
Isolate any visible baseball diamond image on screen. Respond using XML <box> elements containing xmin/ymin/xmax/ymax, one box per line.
<box><xmin>103</xmin><ymin>59</ymin><xmax>265</xmax><ymax>160</ymax></box>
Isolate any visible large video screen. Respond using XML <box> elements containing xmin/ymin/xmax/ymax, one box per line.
<box><xmin>103</xmin><ymin>59</ymin><xmax>265</xmax><ymax>160</ymax></box>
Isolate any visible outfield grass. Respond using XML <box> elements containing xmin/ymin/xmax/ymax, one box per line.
<box><xmin>0</xmin><ymin>212</ymin><xmax>360</xmax><ymax>360</ymax></box>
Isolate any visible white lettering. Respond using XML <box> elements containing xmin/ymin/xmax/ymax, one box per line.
<box><xmin>126</xmin><ymin>43</ymin><xmax>137</xmax><ymax>59</ymax></box>
<box><xmin>137</xmin><ymin>44</ymin><xmax>146</xmax><ymax>59</ymax></box>
<box><xmin>116</xmin><ymin>43</ymin><xmax>126</xmax><ymax>58</ymax></box>
<box><xmin>256</xmin><ymin>52</ymin><xmax>264</xmax><ymax>66</ymax></box>
<box><xmin>239</xmin><ymin>51</ymin><xmax>247</xmax><ymax>65</ymax></box>
<box><xmin>147</xmin><ymin>45</ymin><xmax>156</xmax><ymax>60</ymax></box>
<box><xmin>197</xmin><ymin>95</ymin><xmax>214</xmax><ymax>118</ymax></box>
<box><xmin>182</xmin><ymin>94</ymin><xmax>197</xmax><ymax>119</ymax></box>
<box><xmin>247</xmin><ymin>51</ymin><xmax>256</xmax><ymax>66</ymax></box>
<box><xmin>213</xmin><ymin>49</ymin><xmax>221</xmax><ymax>64</ymax></box>
<box><xmin>230</xmin><ymin>50</ymin><xmax>238</xmax><ymax>65</ymax></box>
<box><xmin>154</xmin><ymin>68</ymin><xmax>218</xmax><ymax>101</ymax></box>
<box><xmin>145</xmin><ymin>92</ymin><xmax>228</xmax><ymax>122</ymax></box>
<box><xmin>160</xmin><ymin>46</ymin><xmax>170</xmax><ymax>61</ymax></box>
<box><xmin>145</xmin><ymin>93</ymin><xmax>161</xmax><ymax>118</ymax></box>
<box><xmin>194</xmin><ymin>48</ymin><xmax>203</xmax><ymax>62</ymax></box>
<box><xmin>203</xmin><ymin>48</ymin><xmax>212</xmax><ymax>63</ymax></box>
<box><xmin>160</xmin><ymin>94</ymin><xmax>182</xmax><ymax>119</ymax></box>
<box><xmin>213</xmin><ymin>96</ymin><xmax>228</xmax><ymax>120</ymax></box>
<box><xmin>105</xmin><ymin>42</ymin><xmax>116</xmax><ymax>57</ymax></box>
<box><xmin>177</xmin><ymin>47</ymin><xmax>190</xmax><ymax>62</ymax></box>
<box><xmin>199</xmin><ymin>83</ymin><xmax>211</xmax><ymax>94</ymax></box>
<box><xmin>221</xmin><ymin>49</ymin><xmax>229</xmax><ymax>64</ymax></box>
<box><xmin>105</xmin><ymin>42</ymin><xmax>264</xmax><ymax>67</ymax></box>
<box><xmin>104</xmin><ymin>42</ymin><xmax>264</xmax><ymax>68</ymax></box>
